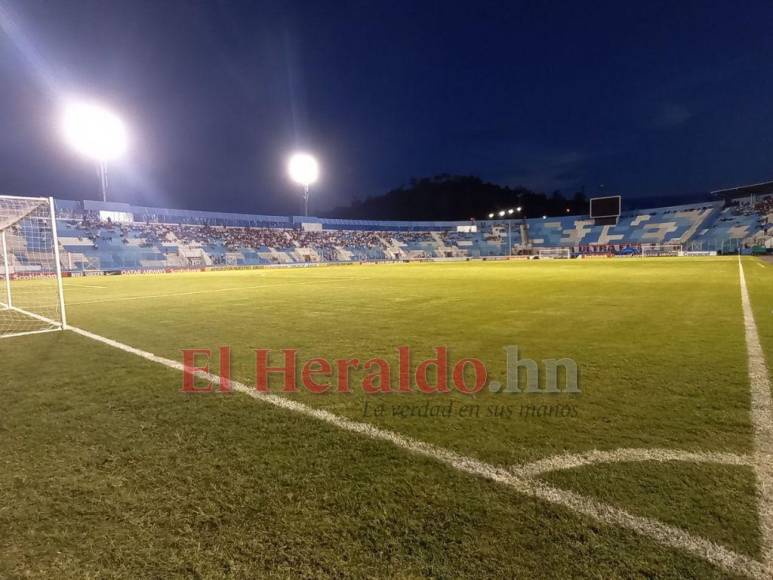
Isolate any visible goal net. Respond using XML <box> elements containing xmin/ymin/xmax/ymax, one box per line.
<box><xmin>537</xmin><ymin>247</ymin><xmax>571</xmax><ymax>259</ymax></box>
<box><xmin>0</xmin><ymin>196</ymin><xmax>67</xmax><ymax>339</ymax></box>
<box><xmin>641</xmin><ymin>243</ymin><xmax>683</xmax><ymax>258</ymax></box>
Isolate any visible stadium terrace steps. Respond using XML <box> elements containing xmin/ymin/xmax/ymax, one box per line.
<box><xmin>526</xmin><ymin>202</ymin><xmax>723</xmax><ymax>248</ymax></box>
<box><xmin>7</xmin><ymin>199</ymin><xmax>767</xmax><ymax>272</ymax></box>
<box><xmin>691</xmin><ymin>207</ymin><xmax>767</xmax><ymax>250</ymax></box>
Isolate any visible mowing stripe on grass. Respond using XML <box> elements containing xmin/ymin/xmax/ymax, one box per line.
<box><xmin>67</xmin><ymin>323</ymin><xmax>766</xmax><ymax>579</ymax></box>
<box><xmin>66</xmin><ymin>284</ymin><xmax>283</xmax><ymax>305</ymax></box>
<box><xmin>65</xmin><ymin>277</ymin><xmax>373</xmax><ymax>306</ymax></box>
<box><xmin>738</xmin><ymin>257</ymin><xmax>773</xmax><ymax>574</ymax></box>
<box><xmin>513</xmin><ymin>448</ymin><xmax>752</xmax><ymax>478</ymax></box>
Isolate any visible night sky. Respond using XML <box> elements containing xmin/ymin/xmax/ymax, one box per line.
<box><xmin>1</xmin><ymin>0</ymin><xmax>772</xmax><ymax>215</ymax></box>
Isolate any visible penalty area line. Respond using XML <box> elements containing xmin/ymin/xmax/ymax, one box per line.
<box><xmin>512</xmin><ymin>448</ymin><xmax>752</xmax><ymax>478</ymax></box>
<box><xmin>69</xmin><ymin>284</ymin><xmax>108</xmax><ymax>289</ymax></box>
<box><xmin>65</xmin><ymin>323</ymin><xmax>768</xmax><ymax>579</ymax></box>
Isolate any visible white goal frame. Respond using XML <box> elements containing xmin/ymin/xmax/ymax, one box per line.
<box><xmin>640</xmin><ymin>243</ymin><xmax>684</xmax><ymax>258</ymax></box>
<box><xmin>0</xmin><ymin>195</ymin><xmax>67</xmax><ymax>339</ymax></box>
<box><xmin>537</xmin><ymin>247</ymin><xmax>571</xmax><ymax>259</ymax></box>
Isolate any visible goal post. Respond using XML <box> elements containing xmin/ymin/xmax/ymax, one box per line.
<box><xmin>0</xmin><ymin>195</ymin><xmax>67</xmax><ymax>339</ymax></box>
<box><xmin>640</xmin><ymin>243</ymin><xmax>684</xmax><ymax>258</ymax></box>
<box><xmin>537</xmin><ymin>247</ymin><xmax>571</xmax><ymax>259</ymax></box>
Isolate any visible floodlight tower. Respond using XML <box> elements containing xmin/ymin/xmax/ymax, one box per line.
<box><xmin>506</xmin><ymin>207</ymin><xmax>524</xmax><ymax>256</ymax></box>
<box><xmin>61</xmin><ymin>100</ymin><xmax>128</xmax><ymax>202</ymax></box>
<box><xmin>287</xmin><ymin>153</ymin><xmax>319</xmax><ymax>217</ymax></box>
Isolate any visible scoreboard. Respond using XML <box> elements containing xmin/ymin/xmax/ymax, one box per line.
<box><xmin>590</xmin><ymin>195</ymin><xmax>621</xmax><ymax>219</ymax></box>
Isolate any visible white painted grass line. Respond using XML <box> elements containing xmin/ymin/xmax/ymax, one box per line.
<box><xmin>757</xmin><ymin>262</ymin><xmax>766</xmax><ymax>269</ymax></box>
<box><xmin>0</xmin><ymin>327</ymin><xmax>60</xmax><ymax>340</ymax></box>
<box><xmin>525</xmin><ymin>478</ymin><xmax>766</xmax><ymax>579</ymax></box>
<box><xmin>67</xmin><ymin>324</ymin><xmax>766</xmax><ymax>579</ymax></box>
<box><xmin>513</xmin><ymin>448</ymin><xmax>752</xmax><ymax>478</ymax></box>
<box><xmin>738</xmin><ymin>257</ymin><xmax>773</xmax><ymax>574</ymax></box>
<box><xmin>6</xmin><ymin>304</ymin><xmax>61</xmax><ymax>328</ymax></box>
<box><xmin>68</xmin><ymin>284</ymin><xmax>107</xmax><ymax>289</ymax></box>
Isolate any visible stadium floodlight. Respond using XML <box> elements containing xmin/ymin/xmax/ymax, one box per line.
<box><xmin>516</xmin><ymin>206</ymin><xmax>522</xmax><ymax>212</ymax></box>
<box><xmin>498</xmin><ymin>210</ymin><xmax>505</xmax><ymax>217</ymax></box>
<box><xmin>287</xmin><ymin>152</ymin><xmax>319</xmax><ymax>217</ymax></box>
<box><xmin>507</xmin><ymin>208</ymin><xmax>514</xmax><ymax>215</ymax></box>
<box><xmin>488</xmin><ymin>212</ymin><xmax>494</xmax><ymax>219</ymax></box>
<box><xmin>60</xmin><ymin>100</ymin><xmax>128</xmax><ymax>202</ymax></box>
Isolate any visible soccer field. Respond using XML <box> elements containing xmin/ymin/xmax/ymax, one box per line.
<box><xmin>2</xmin><ymin>257</ymin><xmax>772</xmax><ymax>578</ymax></box>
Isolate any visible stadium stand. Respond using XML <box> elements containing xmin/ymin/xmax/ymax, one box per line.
<box><xmin>3</xmin><ymin>197</ymin><xmax>769</xmax><ymax>274</ymax></box>
<box><xmin>527</xmin><ymin>202</ymin><xmax>721</xmax><ymax>248</ymax></box>
<box><xmin>688</xmin><ymin>195</ymin><xmax>771</xmax><ymax>252</ymax></box>
<box><xmin>52</xmin><ymin>218</ymin><xmax>513</xmax><ymax>269</ymax></box>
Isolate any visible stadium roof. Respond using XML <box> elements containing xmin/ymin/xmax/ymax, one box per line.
<box><xmin>711</xmin><ymin>180</ymin><xmax>773</xmax><ymax>198</ymax></box>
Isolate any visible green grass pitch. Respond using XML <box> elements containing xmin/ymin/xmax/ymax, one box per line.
<box><xmin>1</xmin><ymin>256</ymin><xmax>771</xmax><ymax>578</ymax></box>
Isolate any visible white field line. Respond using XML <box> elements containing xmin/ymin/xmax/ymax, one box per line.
<box><xmin>65</xmin><ymin>277</ymin><xmax>372</xmax><ymax>306</ymax></box>
<box><xmin>66</xmin><ymin>323</ymin><xmax>767</xmax><ymax>579</ymax></box>
<box><xmin>0</xmin><ymin>327</ymin><xmax>60</xmax><ymax>340</ymax></box>
<box><xmin>67</xmin><ymin>284</ymin><xmax>107</xmax><ymax>289</ymax></box>
<box><xmin>738</xmin><ymin>257</ymin><xmax>773</xmax><ymax>574</ymax></box>
<box><xmin>513</xmin><ymin>448</ymin><xmax>752</xmax><ymax>478</ymax></box>
<box><xmin>757</xmin><ymin>262</ymin><xmax>766</xmax><ymax>269</ymax></box>
<box><xmin>6</xmin><ymin>304</ymin><xmax>61</xmax><ymax>328</ymax></box>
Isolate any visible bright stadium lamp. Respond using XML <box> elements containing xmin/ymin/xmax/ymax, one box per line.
<box><xmin>287</xmin><ymin>152</ymin><xmax>319</xmax><ymax>217</ymax></box>
<box><xmin>488</xmin><ymin>212</ymin><xmax>494</xmax><ymax>219</ymax></box>
<box><xmin>507</xmin><ymin>208</ymin><xmax>514</xmax><ymax>215</ymax></box>
<box><xmin>61</xmin><ymin>100</ymin><xmax>128</xmax><ymax>202</ymax></box>
<box><xmin>498</xmin><ymin>210</ymin><xmax>505</xmax><ymax>217</ymax></box>
<box><xmin>516</xmin><ymin>206</ymin><xmax>522</xmax><ymax>212</ymax></box>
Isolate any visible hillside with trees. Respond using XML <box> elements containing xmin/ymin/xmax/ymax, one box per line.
<box><xmin>327</xmin><ymin>175</ymin><xmax>587</xmax><ymax>220</ymax></box>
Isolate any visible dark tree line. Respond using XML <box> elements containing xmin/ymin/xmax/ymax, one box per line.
<box><xmin>327</xmin><ymin>175</ymin><xmax>588</xmax><ymax>220</ymax></box>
